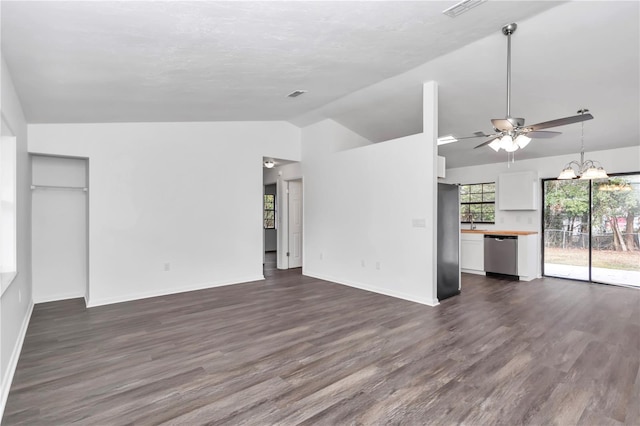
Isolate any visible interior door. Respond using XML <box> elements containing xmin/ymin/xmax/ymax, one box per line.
<box><xmin>288</xmin><ymin>180</ymin><xmax>302</xmax><ymax>268</ymax></box>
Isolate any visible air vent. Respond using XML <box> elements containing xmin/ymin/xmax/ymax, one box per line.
<box><xmin>287</xmin><ymin>90</ymin><xmax>307</xmax><ymax>98</ymax></box>
<box><xmin>442</xmin><ymin>0</ymin><xmax>487</xmax><ymax>18</ymax></box>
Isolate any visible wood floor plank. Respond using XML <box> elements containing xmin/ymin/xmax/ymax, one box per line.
<box><xmin>3</xmin><ymin>254</ymin><xmax>639</xmax><ymax>425</ymax></box>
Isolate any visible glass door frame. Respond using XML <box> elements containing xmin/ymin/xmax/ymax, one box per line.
<box><xmin>541</xmin><ymin>171</ymin><xmax>639</xmax><ymax>286</ymax></box>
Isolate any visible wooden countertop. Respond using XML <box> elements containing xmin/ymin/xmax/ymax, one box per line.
<box><xmin>461</xmin><ymin>229</ymin><xmax>538</xmax><ymax>236</ymax></box>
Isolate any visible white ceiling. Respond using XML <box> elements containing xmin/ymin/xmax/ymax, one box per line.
<box><xmin>2</xmin><ymin>1</ymin><xmax>639</xmax><ymax>168</ymax></box>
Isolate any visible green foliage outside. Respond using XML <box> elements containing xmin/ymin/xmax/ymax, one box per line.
<box><xmin>544</xmin><ymin>175</ymin><xmax>640</xmax><ymax>252</ymax></box>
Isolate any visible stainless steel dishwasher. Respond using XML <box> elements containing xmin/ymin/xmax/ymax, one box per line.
<box><xmin>484</xmin><ymin>235</ymin><xmax>518</xmax><ymax>276</ymax></box>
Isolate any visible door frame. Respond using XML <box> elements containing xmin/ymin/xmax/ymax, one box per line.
<box><xmin>540</xmin><ymin>171</ymin><xmax>639</xmax><ymax>286</ymax></box>
<box><xmin>29</xmin><ymin>153</ymin><xmax>91</xmax><ymax>304</ymax></box>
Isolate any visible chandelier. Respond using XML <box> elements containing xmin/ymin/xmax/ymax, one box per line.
<box><xmin>557</xmin><ymin>109</ymin><xmax>608</xmax><ymax>180</ymax></box>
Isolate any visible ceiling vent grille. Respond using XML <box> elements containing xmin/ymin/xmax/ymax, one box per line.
<box><xmin>442</xmin><ymin>0</ymin><xmax>487</xmax><ymax>18</ymax></box>
<box><xmin>287</xmin><ymin>90</ymin><xmax>307</xmax><ymax>98</ymax></box>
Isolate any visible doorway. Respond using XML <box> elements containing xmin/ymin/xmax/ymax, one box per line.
<box><xmin>31</xmin><ymin>154</ymin><xmax>89</xmax><ymax>302</ymax></box>
<box><xmin>542</xmin><ymin>172</ymin><xmax>640</xmax><ymax>287</ymax></box>
<box><xmin>262</xmin><ymin>159</ymin><xmax>302</xmax><ymax>271</ymax></box>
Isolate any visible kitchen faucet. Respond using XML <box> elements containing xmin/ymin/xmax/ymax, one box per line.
<box><xmin>467</xmin><ymin>213</ymin><xmax>476</xmax><ymax>230</ymax></box>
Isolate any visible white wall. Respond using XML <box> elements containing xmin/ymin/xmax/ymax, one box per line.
<box><xmin>443</xmin><ymin>145</ymin><xmax>640</xmax><ymax>276</ymax></box>
<box><xmin>302</xmin><ymin>84</ymin><xmax>439</xmax><ymax>305</ymax></box>
<box><xmin>28</xmin><ymin>121</ymin><xmax>300</xmax><ymax>306</ymax></box>
<box><xmin>301</xmin><ymin>118</ymin><xmax>372</xmax><ymax>161</ymax></box>
<box><xmin>0</xmin><ymin>56</ymin><xmax>32</xmax><ymax>419</ymax></box>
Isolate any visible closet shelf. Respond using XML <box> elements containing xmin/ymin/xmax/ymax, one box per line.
<box><xmin>31</xmin><ymin>185</ymin><xmax>88</xmax><ymax>191</ymax></box>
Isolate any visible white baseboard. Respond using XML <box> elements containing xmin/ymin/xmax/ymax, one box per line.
<box><xmin>86</xmin><ymin>275</ymin><xmax>265</xmax><ymax>308</ymax></box>
<box><xmin>461</xmin><ymin>269</ymin><xmax>486</xmax><ymax>276</ymax></box>
<box><xmin>304</xmin><ymin>271</ymin><xmax>439</xmax><ymax>307</ymax></box>
<box><xmin>33</xmin><ymin>291</ymin><xmax>85</xmax><ymax>304</ymax></box>
<box><xmin>1</xmin><ymin>300</ymin><xmax>34</xmax><ymax>421</ymax></box>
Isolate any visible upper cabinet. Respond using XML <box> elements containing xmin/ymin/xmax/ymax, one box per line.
<box><xmin>498</xmin><ymin>171</ymin><xmax>537</xmax><ymax>210</ymax></box>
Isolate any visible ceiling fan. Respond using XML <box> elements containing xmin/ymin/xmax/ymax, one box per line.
<box><xmin>457</xmin><ymin>23</ymin><xmax>594</xmax><ymax>153</ymax></box>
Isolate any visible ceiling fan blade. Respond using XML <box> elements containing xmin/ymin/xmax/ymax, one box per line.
<box><xmin>527</xmin><ymin>131</ymin><xmax>561</xmax><ymax>139</ymax></box>
<box><xmin>527</xmin><ymin>113</ymin><xmax>593</xmax><ymax>131</ymax></box>
<box><xmin>474</xmin><ymin>137</ymin><xmax>499</xmax><ymax>149</ymax></box>
<box><xmin>491</xmin><ymin>119</ymin><xmax>514</xmax><ymax>131</ymax></box>
<box><xmin>456</xmin><ymin>132</ymin><xmax>497</xmax><ymax>140</ymax></box>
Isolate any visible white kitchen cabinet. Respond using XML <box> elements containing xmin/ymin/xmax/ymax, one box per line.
<box><xmin>461</xmin><ymin>231</ymin><xmax>539</xmax><ymax>281</ymax></box>
<box><xmin>498</xmin><ymin>171</ymin><xmax>537</xmax><ymax>210</ymax></box>
<box><xmin>517</xmin><ymin>234</ymin><xmax>538</xmax><ymax>281</ymax></box>
<box><xmin>461</xmin><ymin>233</ymin><xmax>484</xmax><ymax>274</ymax></box>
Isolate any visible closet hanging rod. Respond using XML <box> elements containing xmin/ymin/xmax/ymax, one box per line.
<box><xmin>31</xmin><ymin>185</ymin><xmax>87</xmax><ymax>191</ymax></box>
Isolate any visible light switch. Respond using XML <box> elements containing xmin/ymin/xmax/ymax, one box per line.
<box><xmin>412</xmin><ymin>218</ymin><xmax>426</xmax><ymax>228</ymax></box>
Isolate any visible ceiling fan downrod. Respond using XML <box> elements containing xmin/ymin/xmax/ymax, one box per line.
<box><xmin>502</xmin><ymin>23</ymin><xmax>517</xmax><ymax>119</ymax></box>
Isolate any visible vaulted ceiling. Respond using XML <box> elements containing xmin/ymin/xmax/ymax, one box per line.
<box><xmin>2</xmin><ymin>1</ymin><xmax>638</xmax><ymax>168</ymax></box>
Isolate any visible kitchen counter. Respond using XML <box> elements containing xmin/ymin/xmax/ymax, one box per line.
<box><xmin>461</xmin><ymin>229</ymin><xmax>538</xmax><ymax>236</ymax></box>
<box><xmin>460</xmin><ymin>231</ymin><xmax>538</xmax><ymax>281</ymax></box>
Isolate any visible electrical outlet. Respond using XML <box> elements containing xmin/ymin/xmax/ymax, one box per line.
<box><xmin>319</xmin><ymin>252</ymin><xmax>323</xmax><ymax>260</ymax></box>
<box><xmin>376</xmin><ymin>261</ymin><xmax>381</xmax><ymax>270</ymax></box>
<box><xmin>164</xmin><ymin>262</ymin><xmax>171</xmax><ymax>272</ymax></box>
<box><xmin>361</xmin><ymin>259</ymin><xmax>365</xmax><ymax>267</ymax></box>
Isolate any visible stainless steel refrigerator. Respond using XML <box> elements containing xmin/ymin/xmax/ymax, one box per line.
<box><xmin>437</xmin><ymin>183</ymin><xmax>460</xmax><ymax>300</ymax></box>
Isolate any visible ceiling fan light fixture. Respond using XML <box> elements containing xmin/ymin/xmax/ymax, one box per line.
<box><xmin>505</xmin><ymin>140</ymin><xmax>519</xmax><ymax>153</ymax></box>
<box><xmin>488</xmin><ymin>138</ymin><xmax>501</xmax><ymax>152</ymax></box>
<box><xmin>515</xmin><ymin>134</ymin><xmax>531</xmax><ymax>149</ymax></box>
<box><xmin>499</xmin><ymin>135</ymin><xmax>513</xmax><ymax>150</ymax></box>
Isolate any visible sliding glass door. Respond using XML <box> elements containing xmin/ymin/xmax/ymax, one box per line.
<box><xmin>543</xmin><ymin>179</ymin><xmax>591</xmax><ymax>281</ymax></box>
<box><xmin>591</xmin><ymin>174</ymin><xmax>640</xmax><ymax>285</ymax></box>
<box><xmin>543</xmin><ymin>173</ymin><xmax>640</xmax><ymax>287</ymax></box>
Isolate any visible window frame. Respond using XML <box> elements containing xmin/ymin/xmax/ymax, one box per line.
<box><xmin>460</xmin><ymin>182</ymin><xmax>496</xmax><ymax>224</ymax></box>
<box><xmin>263</xmin><ymin>194</ymin><xmax>276</xmax><ymax>229</ymax></box>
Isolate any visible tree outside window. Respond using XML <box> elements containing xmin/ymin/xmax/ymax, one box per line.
<box><xmin>460</xmin><ymin>183</ymin><xmax>495</xmax><ymax>224</ymax></box>
<box><xmin>264</xmin><ymin>194</ymin><xmax>275</xmax><ymax>229</ymax></box>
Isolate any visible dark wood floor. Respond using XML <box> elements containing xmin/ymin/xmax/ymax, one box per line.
<box><xmin>3</xmin><ymin>253</ymin><xmax>639</xmax><ymax>425</ymax></box>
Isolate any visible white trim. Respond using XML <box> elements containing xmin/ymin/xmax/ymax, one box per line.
<box><xmin>86</xmin><ymin>275</ymin><xmax>265</xmax><ymax>308</ymax></box>
<box><xmin>304</xmin><ymin>271</ymin><xmax>440</xmax><ymax>307</ymax></box>
<box><xmin>33</xmin><ymin>291</ymin><xmax>85</xmax><ymax>304</ymax></box>
<box><xmin>1</xmin><ymin>301</ymin><xmax>34</xmax><ymax>420</ymax></box>
<box><xmin>461</xmin><ymin>269</ymin><xmax>486</xmax><ymax>276</ymax></box>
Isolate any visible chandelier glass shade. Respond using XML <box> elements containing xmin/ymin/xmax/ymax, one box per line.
<box><xmin>557</xmin><ymin>109</ymin><xmax>607</xmax><ymax>180</ymax></box>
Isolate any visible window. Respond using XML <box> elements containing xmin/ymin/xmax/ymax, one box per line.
<box><xmin>264</xmin><ymin>194</ymin><xmax>275</xmax><ymax>229</ymax></box>
<box><xmin>1</xmin><ymin>130</ymin><xmax>17</xmax><ymax>292</ymax></box>
<box><xmin>460</xmin><ymin>182</ymin><xmax>495</xmax><ymax>224</ymax></box>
